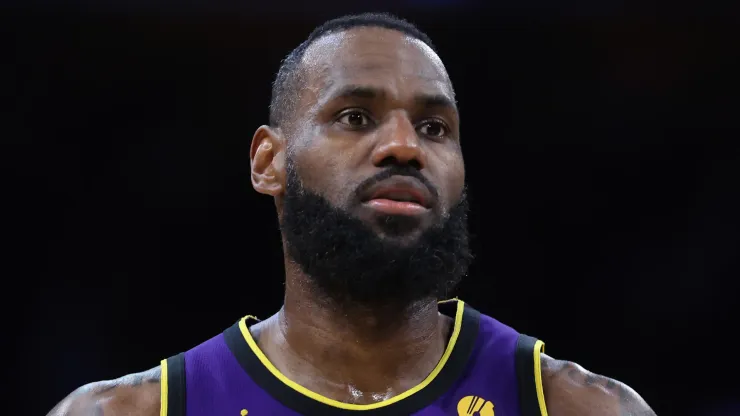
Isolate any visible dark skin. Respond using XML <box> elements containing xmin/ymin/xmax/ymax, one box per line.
<box><xmin>48</xmin><ymin>27</ymin><xmax>656</xmax><ymax>415</ymax></box>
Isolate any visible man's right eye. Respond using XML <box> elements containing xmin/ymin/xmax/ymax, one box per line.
<box><xmin>336</xmin><ymin>110</ymin><xmax>372</xmax><ymax>128</ymax></box>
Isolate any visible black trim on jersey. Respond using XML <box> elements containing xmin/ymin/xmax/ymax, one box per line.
<box><xmin>515</xmin><ymin>334</ymin><xmax>544</xmax><ymax>416</ymax></box>
<box><xmin>165</xmin><ymin>353</ymin><xmax>187</xmax><ymax>416</ymax></box>
<box><xmin>223</xmin><ymin>302</ymin><xmax>481</xmax><ymax>416</ymax></box>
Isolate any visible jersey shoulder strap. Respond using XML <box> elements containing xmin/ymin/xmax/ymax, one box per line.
<box><xmin>160</xmin><ymin>353</ymin><xmax>186</xmax><ymax>416</ymax></box>
<box><xmin>515</xmin><ymin>334</ymin><xmax>549</xmax><ymax>416</ymax></box>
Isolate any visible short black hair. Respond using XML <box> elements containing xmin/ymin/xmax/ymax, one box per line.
<box><xmin>269</xmin><ymin>12</ymin><xmax>437</xmax><ymax>128</ymax></box>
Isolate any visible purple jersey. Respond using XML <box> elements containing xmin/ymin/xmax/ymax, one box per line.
<box><xmin>160</xmin><ymin>300</ymin><xmax>547</xmax><ymax>416</ymax></box>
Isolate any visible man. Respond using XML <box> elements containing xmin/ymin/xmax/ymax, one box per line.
<box><xmin>48</xmin><ymin>12</ymin><xmax>656</xmax><ymax>416</ymax></box>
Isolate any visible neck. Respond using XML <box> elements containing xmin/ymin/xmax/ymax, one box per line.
<box><xmin>269</xmin><ymin>260</ymin><xmax>449</xmax><ymax>396</ymax></box>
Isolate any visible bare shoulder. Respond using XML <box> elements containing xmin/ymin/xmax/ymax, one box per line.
<box><xmin>540</xmin><ymin>353</ymin><xmax>657</xmax><ymax>416</ymax></box>
<box><xmin>47</xmin><ymin>366</ymin><xmax>161</xmax><ymax>416</ymax></box>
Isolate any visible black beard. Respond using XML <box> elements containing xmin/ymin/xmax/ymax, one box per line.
<box><xmin>280</xmin><ymin>163</ymin><xmax>472</xmax><ymax>309</ymax></box>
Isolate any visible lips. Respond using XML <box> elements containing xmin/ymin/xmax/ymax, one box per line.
<box><xmin>360</xmin><ymin>176</ymin><xmax>434</xmax><ymax>216</ymax></box>
<box><xmin>369</xmin><ymin>188</ymin><xmax>428</xmax><ymax>207</ymax></box>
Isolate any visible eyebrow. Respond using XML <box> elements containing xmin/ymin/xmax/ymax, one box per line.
<box><xmin>415</xmin><ymin>93</ymin><xmax>458</xmax><ymax>113</ymax></box>
<box><xmin>322</xmin><ymin>84</ymin><xmax>458</xmax><ymax>113</ymax></box>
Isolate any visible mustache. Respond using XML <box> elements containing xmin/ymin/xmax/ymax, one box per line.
<box><xmin>355</xmin><ymin>166</ymin><xmax>440</xmax><ymax>201</ymax></box>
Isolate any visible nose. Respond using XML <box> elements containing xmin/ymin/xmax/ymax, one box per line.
<box><xmin>370</xmin><ymin>111</ymin><xmax>426</xmax><ymax>170</ymax></box>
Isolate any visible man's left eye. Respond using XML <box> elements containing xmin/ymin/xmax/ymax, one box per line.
<box><xmin>418</xmin><ymin>121</ymin><xmax>447</xmax><ymax>138</ymax></box>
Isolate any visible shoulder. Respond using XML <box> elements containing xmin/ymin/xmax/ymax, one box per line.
<box><xmin>47</xmin><ymin>366</ymin><xmax>161</xmax><ymax>416</ymax></box>
<box><xmin>539</xmin><ymin>353</ymin><xmax>656</xmax><ymax>416</ymax></box>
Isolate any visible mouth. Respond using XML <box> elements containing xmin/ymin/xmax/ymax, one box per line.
<box><xmin>369</xmin><ymin>188</ymin><xmax>427</xmax><ymax>205</ymax></box>
<box><xmin>361</xmin><ymin>186</ymin><xmax>431</xmax><ymax>216</ymax></box>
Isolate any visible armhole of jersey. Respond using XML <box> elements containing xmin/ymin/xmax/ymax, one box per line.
<box><xmin>515</xmin><ymin>334</ymin><xmax>548</xmax><ymax>416</ymax></box>
<box><xmin>160</xmin><ymin>353</ymin><xmax>186</xmax><ymax>416</ymax></box>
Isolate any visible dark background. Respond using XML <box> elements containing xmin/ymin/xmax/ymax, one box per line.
<box><xmin>5</xmin><ymin>1</ymin><xmax>740</xmax><ymax>415</ymax></box>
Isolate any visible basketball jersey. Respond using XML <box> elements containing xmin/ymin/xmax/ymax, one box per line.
<box><xmin>160</xmin><ymin>300</ymin><xmax>548</xmax><ymax>416</ymax></box>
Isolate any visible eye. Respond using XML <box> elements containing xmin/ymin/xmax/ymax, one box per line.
<box><xmin>417</xmin><ymin>120</ymin><xmax>448</xmax><ymax>138</ymax></box>
<box><xmin>336</xmin><ymin>110</ymin><xmax>373</xmax><ymax>128</ymax></box>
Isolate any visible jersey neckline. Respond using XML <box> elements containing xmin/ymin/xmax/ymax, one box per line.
<box><xmin>222</xmin><ymin>299</ymin><xmax>481</xmax><ymax>415</ymax></box>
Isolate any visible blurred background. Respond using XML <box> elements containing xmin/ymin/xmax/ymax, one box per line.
<box><xmin>5</xmin><ymin>0</ymin><xmax>739</xmax><ymax>414</ymax></box>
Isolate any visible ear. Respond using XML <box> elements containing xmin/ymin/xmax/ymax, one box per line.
<box><xmin>250</xmin><ymin>125</ymin><xmax>286</xmax><ymax>197</ymax></box>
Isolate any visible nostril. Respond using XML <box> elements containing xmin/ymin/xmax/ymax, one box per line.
<box><xmin>376</xmin><ymin>156</ymin><xmax>397</xmax><ymax>168</ymax></box>
<box><xmin>407</xmin><ymin>159</ymin><xmax>422</xmax><ymax>170</ymax></box>
<box><xmin>376</xmin><ymin>156</ymin><xmax>422</xmax><ymax>170</ymax></box>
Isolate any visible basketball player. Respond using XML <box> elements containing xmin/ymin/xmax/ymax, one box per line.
<box><xmin>48</xmin><ymin>13</ymin><xmax>656</xmax><ymax>416</ymax></box>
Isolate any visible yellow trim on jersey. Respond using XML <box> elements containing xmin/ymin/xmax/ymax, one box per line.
<box><xmin>533</xmin><ymin>340</ymin><xmax>548</xmax><ymax>416</ymax></box>
<box><xmin>237</xmin><ymin>299</ymin><xmax>465</xmax><ymax>410</ymax></box>
<box><xmin>160</xmin><ymin>359</ymin><xmax>169</xmax><ymax>416</ymax></box>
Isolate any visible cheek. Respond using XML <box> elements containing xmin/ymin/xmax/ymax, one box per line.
<box><xmin>448</xmin><ymin>167</ymin><xmax>466</xmax><ymax>207</ymax></box>
<box><xmin>292</xmin><ymin>146</ymin><xmax>354</xmax><ymax>206</ymax></box>
<box><xmin>434</xmin><ymin>148</ymin><xmax>466</xmax><ymax>206</ymax></box>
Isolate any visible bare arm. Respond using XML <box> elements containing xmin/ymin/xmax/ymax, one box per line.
<box><xmin>47</xmin><ymin>366</ymin><xmax>161</xmax><ymax>416</ymax></box>
<box><xmin>541</xmin><ymin>354</ymin><xmax>656</xmax><ymax>416</ymax></box>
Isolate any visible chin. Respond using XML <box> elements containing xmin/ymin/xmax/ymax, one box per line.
<box><xmin>368</xmin><ymin>215</ymin><xmax>431</xmax><ymax>242</ymax></box>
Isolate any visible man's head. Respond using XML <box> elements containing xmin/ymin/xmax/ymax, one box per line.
<box><xmin>250</xmin><ymin>13</ymin><xmax>471</xmax><ymax>308</ymax></box>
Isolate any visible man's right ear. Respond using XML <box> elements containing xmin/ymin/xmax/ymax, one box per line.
<box><xmin>250</xmin><ymin>125</ymin><xmax>286</xmax><ymax>197</ymax></box>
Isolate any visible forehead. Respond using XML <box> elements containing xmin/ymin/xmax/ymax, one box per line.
<box><xmin>299</xmin><ymin>27</ymin><xmax>453</xmax><ymax>100</ymax></box>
